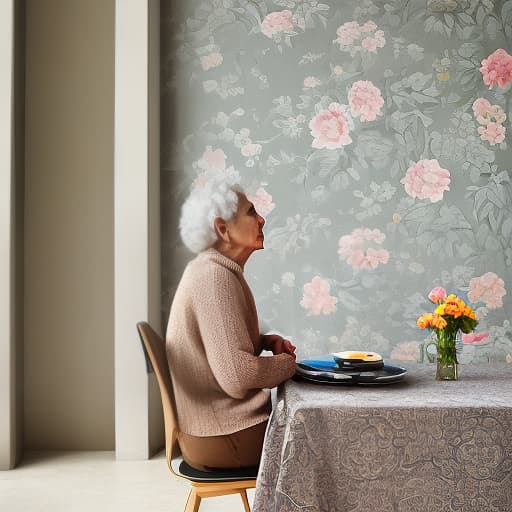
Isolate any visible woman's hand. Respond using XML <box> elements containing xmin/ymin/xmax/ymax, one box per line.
<box><xmin>262</xmin><ymin>334</ymin><xmax>297</xmax><ymax>358</ymax></box>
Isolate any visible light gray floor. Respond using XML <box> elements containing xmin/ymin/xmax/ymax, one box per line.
<box><xmin>0</xmin><ymin>451</ymin><xmax>255</xmax><ymax>512</ymax></box>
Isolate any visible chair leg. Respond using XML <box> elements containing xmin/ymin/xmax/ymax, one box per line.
<box><xmin>239</xmin><ymin>489</ymin><xmax>251</xmax><ymax>512</ymax></box>
<box><xmin>185</xmin><ymin>488</ymin><xmax>201</xmax><ymax>512</ymax></box>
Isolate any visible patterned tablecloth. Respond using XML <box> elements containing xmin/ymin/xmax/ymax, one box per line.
<box><xmin>253</xmin><ymin>363</ymin><xmax>512</xmax><ymax>512</ymax></box>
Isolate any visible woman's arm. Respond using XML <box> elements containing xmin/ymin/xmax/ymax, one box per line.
<box><xmin>193</xmin><ymin>267</ymin><xmax>296</xmax><ymax>399</ymax></box>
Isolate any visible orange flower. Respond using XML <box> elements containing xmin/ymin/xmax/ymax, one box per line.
<box><xmin>444</xmin><ymin>305</ymin><xmax>463</xmax><ymax>317</ymax></box>
<box><xmin>431</xmin><ymin>314</ymin><xmax>448</xmax><ymax>329</ymax></box>
<box><xmin>463</xmin><ymin>305</ymin><xmax>476</xmax><ymax>320</ymax></box>
<box><xmin>441</xmin><ymin>296</ymin><xmax>466</xmax><ymax>318</ymax></box>
<box><xmin>417</xmin><ymin>313</ymin><xmax>433</xmax><ymax>329</ymax></box>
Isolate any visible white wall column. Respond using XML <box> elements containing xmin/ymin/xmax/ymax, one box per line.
<box><xmin>115</xmin><ymin>0</ymin><xmax>163</xmax><ymax>459</ymax></box>
<box><xmin>0</xmin><ymin>0</ymin><xmax>15</xmax><ymax>470</ymax></box>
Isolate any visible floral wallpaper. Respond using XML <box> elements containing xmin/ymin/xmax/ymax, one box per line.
<box><xmin>160</xmin><ymin>0</ymin><xmax>512</xmax><ymax>365</ymax></box>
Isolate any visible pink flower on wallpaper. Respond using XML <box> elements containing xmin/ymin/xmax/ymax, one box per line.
<box><xmin>480</xmin><ymin>48</ymin><xmax>512</xmax><ymax>89</ymax></box>
<box><xmin>361</xmin><ymin>31</ymin><xmax>385</xmax><ymax>53</ymax></box>
<box><xmin>309</xmin><ymin>103</ymin><xmax>353</xmax><ymax>149</ymax></box>
<box><xmin>401</xmin><ymin>159</ymin><xmax>451</xmax><ymax>203</ymax></box>
<box><xmin>304</xmin><ymin>76</ymin><xmax>321</xmax><ymax>88</ymax></box>
<box><xmin>247</xmin><ymin>187</ymin><xmax>275</xmax><ymax>217</ymax></box>
<box><xmin>361</xmin><ymin>37</ymin><xmax>379</xmax><ymax>52</ymax></box>
<box><xmin>472</xmin><ymin>98</ymin><xmax>507</xmax><ymax>145</ymax></box>
<box><xmin>348</xmin><ymin>80</ymin><xmax>384</xmax><ymax>122</ymax></box>
<box><xmin>472</xmin><ymin>99</ymin><xmax>507</xmax><ymax>125</ymax></box>
<box><xmin>198</xmin><ymin>147</ymin><xmax>226</xmax><ymax>171</ymax></box>
<box><xmin>300</xmin><ymin>276</ymin><xmax>338</xmax><ymax>316</ymax></box>
<box><xmin>260</xmin><ymin>10</ymin><xmax>293</xmax><ymax>38</ymax></box>
<box><xmin>365</xmin><ymin>247</ymin><xmax>390</xmax><ymax>268</ymax></box>
<box><xmin>200</xmin><ymin>52</ymin><xmax>223</xmax><ymax>71</ymax></box>
<box><xmin>334</xmin><ymin>21</ymin><xmax>362</xmax><ymax>46</ymax></box>
<box><xmin>361</xmin><ymin>20</ymin><xmax>377</xmax><ymax>33</ymax></box>
<box><xmin>334</xmin><ymin>21</ymin><xmax>385</xmax><ymax>53</ymax></box>
<box><xmin>338</xmin><ymin>228</ymin><xmax>390</xmax><ymax>269</ymax></box>
<box><xmin>462</xmin><ymin>332</ymin><xmax>489</xmax><ymax>344</ymax></box>
<box><xmin>241</xmin><ymin>143</ymin><xmax>262</xmax><ymax>157</ymax></box>
<box><xmin>390</xmin><ymin>341</ymin><xmax>420</xmax><ymax>361</ymax></box>
<box><xmin>478</xmin><ymin>122</ymin><xmax>506</xmax><ymax>145</ymax></box>
<box><xmin>488</xmin><ymin>105</ymin><xmax>507</xmax><ymax>124</ymax></box>
<box><xmin>472</xmin><ymin>97</ymin><xmax>492</xmax><ymax>117</ymax></box>
<box><xmin>374</xmin><ymin>30</ymin><xmax>386</xmax><ymax>46</ymax></box>
<box><xmin>428</xmin><ymin>286</ymin><xmax>447</xmax><ymax>303</ymax></box>
<box><xmin>468</xmin><ymin>272</ymin><xmax>506</xmax><ymax>309</ymax></box>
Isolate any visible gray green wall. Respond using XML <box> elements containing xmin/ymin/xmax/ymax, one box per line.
<box><xmin>161</xmin><ymin>0</ymin><xmax>512</xmax><ymax>364</ymax></box>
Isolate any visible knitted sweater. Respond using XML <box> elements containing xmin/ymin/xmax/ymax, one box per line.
<box><xmin>166</xmin><ymin>248</ymin><xmax>296</xmax><ymax>436</ymax></box>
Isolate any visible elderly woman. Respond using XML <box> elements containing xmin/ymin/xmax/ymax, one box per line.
<box><xmin>166</xmin><ymin>174</ymin><xmax>297</xmax><ymax>471</ymax></box>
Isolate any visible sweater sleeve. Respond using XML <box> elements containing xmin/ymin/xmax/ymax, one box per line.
<box><xmin>193</xmin><ymin>266</ymin><xmax>296</xmax><ymax>399</ymax></box>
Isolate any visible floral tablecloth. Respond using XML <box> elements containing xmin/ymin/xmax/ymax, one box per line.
<box><xmin>253</xmin><ymin>363</ymin><xmax>512</xmax><ymax>512</ymax></box>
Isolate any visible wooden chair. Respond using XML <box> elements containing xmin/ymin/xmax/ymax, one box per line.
<box><xmin>136</xmin><ymin>322</ymin><xmax>257</xmax><ymax>512</ymax></box>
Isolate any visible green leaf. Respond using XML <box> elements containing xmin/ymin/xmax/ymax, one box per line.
<box><xmin>411</xmin><ymin>92</ymin><xmax>439</xmax><ymax>104</ymax></box>
<box><xmin>485</xmin><ymin>16</ymin><xmax>499</xmax><ymax>39</ymax></box>
<box><xmin>337</xmin><ymin>290</ymin><xmax>361</xmax><ymax>311</ymax></box>
<box><xmin>446</xmin><ymin>93</ymin><xmax>461</xmax><ymax>103</ymax></box>
<box><xmin>477</xmin><ymin>201</ymin><xmax>493</xmax><ymax>222</ymax></box>
<box><xmin>462</xmin><ymin>26</ymin><xmax>473</xmax><ymax>39</ymax></box>
<box><xmin>460</xmin><ymin>316</ymin><xmax>478</xmax><ymax>334</ymax></box>
<box><xmin>424</xmin><ymin>15</ymin><xmax>436</xmax><ymax>32</ymax></box>
<box><xmin>346</xmin><ymin>167</ymin><xmax>360</xmax><ymax>181</ymax></box>
<box><xmin>476</xmin><ymin>6</ymin><xmax>486</xmax><ymax>25</ymax></box>
<box><xmin>457</xmin><ymin>13</ymin><xmax>475</xmax><ymax>25</ymax></box>
<box><xmin>423</xmin><ymin>85</ymin><xmax>441</xmax><ymax>97</ymax></box>
<box><xmin>488</xmin><ymin>209</ymin><xmax>498</xmax><ymax>233</ymax></box>
<box><xmin>444</xmin><ymin>14</ymin><xmax>454</xmax><ymax>28</ymax></box>
<box><xmin>475</xmin><ymin>223</ymin><xmax>490</xmax><ymax>247</ymax></box>
<box><xmin>307</xmin><ymin>149</ymin><xmax>340</xmax><ymax>175</ymax></box>
<box><xmin>502</xmin><ymin>217</ymin><xmax>512</xmax><ymax>241</ymax></box>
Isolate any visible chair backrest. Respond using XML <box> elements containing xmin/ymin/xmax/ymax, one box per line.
<box><xmin>136</xmin><ymin>321</ymin><xmax>179</xmax><ymax>468</ymax></box>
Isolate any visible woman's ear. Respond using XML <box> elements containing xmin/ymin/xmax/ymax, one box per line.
<box><xmin>214</xmin><ymin>217</ymin><xmax>230</xmax><ymax>243</ymax></box>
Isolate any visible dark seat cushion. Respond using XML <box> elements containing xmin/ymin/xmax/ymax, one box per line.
<box><xmin>178</xmin><ymin>459</ymin><xmax>258</xmax><ymax>482</ymax></box>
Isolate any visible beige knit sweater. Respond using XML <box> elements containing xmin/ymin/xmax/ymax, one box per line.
<box><xmin>166</xmin><ymin>248</ymin><xmax>296</xmax><ymax>436</ymax></box>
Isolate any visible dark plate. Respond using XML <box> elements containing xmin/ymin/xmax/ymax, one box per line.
<box><xmin>295</xmin><ymin>355</ymin><xmax>407</xmax><ymax>385</ymax></box>
<box><xmin>332</xmin><ymin>355</ymin><xmax>384</xmax><ymax>371</ymax></box>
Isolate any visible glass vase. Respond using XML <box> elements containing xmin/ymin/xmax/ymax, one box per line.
<box><xmin>435</xmin><ymin>329</ymin><xmax>459</xmax><ymax>381</ymax></box>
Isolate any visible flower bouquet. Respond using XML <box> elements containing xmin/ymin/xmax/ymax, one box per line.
<box><xmin>417</xmin><ymin>287</ymin><xmax>478</xmax><ymax>380</ymax></box>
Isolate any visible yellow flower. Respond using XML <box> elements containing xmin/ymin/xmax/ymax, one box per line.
<box><xmin>435</xmin><ymin>304</ymin><xmax>446</xmax><ymax>315</ymax></box>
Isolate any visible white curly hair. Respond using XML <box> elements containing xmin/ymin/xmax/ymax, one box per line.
<box><xmin>179</xmin><ymin>168</ymin><xmax>243</xmax><ymax>253</ymax></box>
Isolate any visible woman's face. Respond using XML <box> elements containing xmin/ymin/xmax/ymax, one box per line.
<box><xmin>225</xmin><ymin>193</ymin><xmax>266</xmax><ymax>253</ymax></box>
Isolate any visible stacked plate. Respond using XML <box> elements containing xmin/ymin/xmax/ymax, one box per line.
<box><xmin>295</xmin><ymin>351</ymin><xmax>407</xmax><ymax>385</ymax></box>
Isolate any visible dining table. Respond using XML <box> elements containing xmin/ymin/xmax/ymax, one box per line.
<box><xmin>253</xmin><ymin>362</ymin><xmax>512</xmax><ymax>512</ymax></box>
